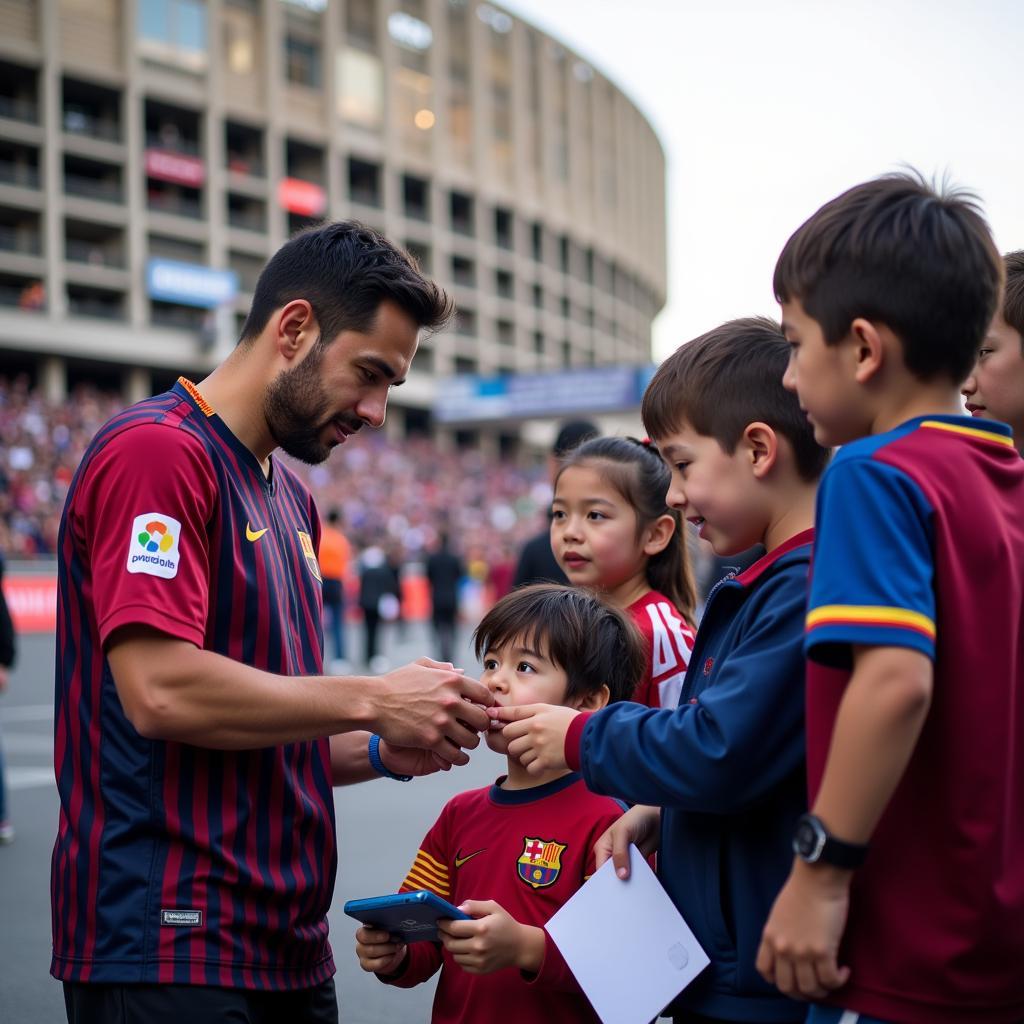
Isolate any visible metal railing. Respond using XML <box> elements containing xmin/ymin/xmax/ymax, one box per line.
<box><xmin>147</xmin><ymin>194</ymin><xmax>203</xmax><ymax>219</ymax></box>
<box><xmin>63</xmin><ymin>110</ymin><xmax>121</xmax><ymax>143</ymax></box>
<box><xmin>0</xmin><ymin>226</ymin><xmax>42</xmax><ymax>256</ymax></box>
<box><xmin>0</xmin><ymin>96</ymin><xmax>38</xmax><ymax>124</ymax></box>
<box><xmin>65</xmin><ymin>238</ymin><xmax>124</xmax><ymax>267</ymax></box>
<box><xmin>65</xmin><ymin>173</ymin><xmax>123</xmax><ymax>202</ymax></box>
<box><xmin>0</xmin><ymin>161</ymin><xmax>41</xmax><ymax>189</ymax></box>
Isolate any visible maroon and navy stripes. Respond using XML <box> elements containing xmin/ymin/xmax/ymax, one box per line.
<box><xmin>52</xmin><ymin>382</ymin><xmax>335</xmax><ymax>989</ymax></box>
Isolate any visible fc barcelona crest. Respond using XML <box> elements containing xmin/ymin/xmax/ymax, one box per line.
<box><xmin>297</xmin><ymin>531</ymin><xmax>322</xmax><ymax>583</ymax></box>
<box><xmin>517</xmin><ymin>837</ymin><xmax>567</xmax><ymax>889</ymax></box>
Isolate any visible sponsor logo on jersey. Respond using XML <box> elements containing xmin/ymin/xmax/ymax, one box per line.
<box><xmin>298</xmin><ymin>530</ymin><xmax>322</xmax><ymax>582</ymax></box>
<box><xmin>246</xmin><ymin>522</ymin><xmax>268</xmax><ymax>542</ymax></box>
<box><xmin>127</xmin><ymin>514</ymin><xmax>182</xmax><ymax>579</ymax></box>
<box><xmin>517</xmin><ymin>837</ymin><xmax>567</xmax><ymax>890</ymax></box>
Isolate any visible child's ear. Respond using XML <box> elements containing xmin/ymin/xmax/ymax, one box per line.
<box><xmin>642</xmin><ymin>513</ymin><xmax>676</xmax><ymax>557</ymax></box>
<box><xmin>572</xmin><ymin>684</ymin><xmax>610</xmax><ymax>712</ymax></box>
<box><xmin>849</xmin><ymin>318</ymin><xmax>885</xmax><ymax>383</ymax></box>
<box><xmin>742</xmin><ymin>422</ymin><xmax>778</xmax><ymax>480</ymax></box>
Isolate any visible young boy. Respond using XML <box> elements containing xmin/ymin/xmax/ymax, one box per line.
<box><xmin>354</xmin><ymin>583</ymin><xmax>645</xmax><ymax>1024</ymax></box>
<box><xmin>962</xmin><ymin>250</ymin><xmax>1024</xmax><ymax>454</ymax></box>
<box><xmin>758</xmin><ymin>175</ymin><xmax>1024</xmax><ymax>1024</ymax></box>
<box><xmin>498</xmin><ymin>318</ymin><xmax>828</xmax><ymax>1023</ymax></box>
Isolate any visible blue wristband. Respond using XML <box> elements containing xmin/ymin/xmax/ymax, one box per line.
<box><xmin>368</xmin><ymin>734</ymin><xmax>412</xmax><ymax>782</ymax></box>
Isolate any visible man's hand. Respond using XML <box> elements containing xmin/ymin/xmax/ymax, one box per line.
<box><xmin>438</xmin><ymin>900</ymin><xmax>545</xmax><ymax>975</ymax></box>
<box><xmin>372</xmin><ymin>658</ymin><xmax>494</xmax><ymax>766</ymax></box>
<box><xmin>378</xmin><ymin>739</ymin><xmax>452</xmax><ymax>778</ymax></box>
<box><xmin>756</xmin><ymin>860</ymin><xmax>852</xmax><ymax>1000</ymax></box>
<box><xmin>492</xmin><ymin>704</ymin><xmax>579</xmax><ymax>775</ymax></box>
<box><xmin>0</xmin><ymin>665</ymin><xmax>8</xmax><ymax>693</ymax></box>
<box><xmin>594</xmin><ymin>804</ymin><xmax>661</xmax><ymax>879</ymax></box>
<box><xmin>354</xmin><ymin>925</ymin><xmax>407</xmax><ymax>977</ymax></box>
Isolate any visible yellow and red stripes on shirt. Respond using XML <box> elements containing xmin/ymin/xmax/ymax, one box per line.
<box><xmin>920</xmin><ymin>420</ymin><xmax>1015</xmax><ymax>448</ymax></box>
<box><xmin>399</xmin><ymin>848</ymin><xmax>451</xmax><ymax>897</ymax></box>
<box><xmin>806</xmin><ymin>605</ymin><xmax>936</xmax><ymax>642</ymax></box>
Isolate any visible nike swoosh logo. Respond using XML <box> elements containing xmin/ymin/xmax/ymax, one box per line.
<box><xmin>246</xmin><ymin>523</ymin><xmax>269</xmax><ymax>542</ymax></box>
<box><xmin>454</xmin><ymin>848</ymin><xmax>486</xmax><ymax>868</ymax></box>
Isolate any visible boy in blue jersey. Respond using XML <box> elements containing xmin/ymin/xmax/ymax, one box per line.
<box><xmin>757</xmin><ymin>175</ymin><xmax>1024</xmax><ymax>1024</ymax></box>
<box><xmin>496</xmin><ymin>318</ymin><xmax>828</xmax><ymax>1023</ymax></box>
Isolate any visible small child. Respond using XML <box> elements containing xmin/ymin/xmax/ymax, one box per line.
<box><xmin>962</xmin><ymin>249</ymin><xmax>1024</xmax><ymax>454</ymax></box>
<box><xmin>354</xmin><ymin>584</ymin><xmax>645</xmax><ymax>1024</ymax></box>
<box><xmin>551</xmin><ymin>435</ymin><xmax>697</xmax><ymax>707</ymax></box>
<box><xmin>758</xmin><ymin>174</ymin><xmax>1024</xmax><ymax>1024</ymax></box>
<box><xmin>498</xmin><ymin>318</ymin><xmax>828</xmax><ymax>1023</ymax></box>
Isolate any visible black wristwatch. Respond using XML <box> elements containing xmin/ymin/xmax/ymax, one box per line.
<box><xmin>793</xmin><ymin>813</ymin><xmax>868</xmax><ymax>869</ymax></box>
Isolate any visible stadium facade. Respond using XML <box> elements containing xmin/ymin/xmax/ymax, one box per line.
<box><xmin>0</xmin><ymin>0</ymin><xmax>666</xmax><ymax>443</ymax></box>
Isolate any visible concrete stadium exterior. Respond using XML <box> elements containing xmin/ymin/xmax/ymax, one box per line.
<box><xmin>0</xmin><ymin>0</ymin><xmax>666</xmax><ymax>443</ymax></box>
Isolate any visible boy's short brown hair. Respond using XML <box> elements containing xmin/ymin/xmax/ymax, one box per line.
<box><xmin>773</xmin><ymin>172</ymin><xmax>1003</xmax><ymax>384</ymax></box>
<box><xmin>1003</xmin><ymin>251</ymin><xmax>1024</xmax><ymax>346</ymax></box>
<box><xmin>472</xmin><ymin>584</ymin><xmax>645</xmax><ymax>705</ymax></box>
<box><xmin>641</xmin><ymin>316</ymin><xmax>829</xmax><ymax>482</ymax></box>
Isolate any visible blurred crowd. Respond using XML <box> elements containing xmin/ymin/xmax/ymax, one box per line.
<box><xmin>0</xmin><ymin>376</ymin><xmax>553</xmax><ymax>591</ymax></box>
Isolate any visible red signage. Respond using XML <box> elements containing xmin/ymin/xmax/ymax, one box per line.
<box><xmin>145</xmin><ymin>148</ymin><xmax>206</xmax><ymax>188</ymax></box>
<box><xmin>278</xmin><ymin>177</ymin><xmax>327</xmax><ymax>218</ymax></box>
<box><xmin>3</xmin><ymin>575</ymin><xmax>57</xmax><ymax>633</ymax></box>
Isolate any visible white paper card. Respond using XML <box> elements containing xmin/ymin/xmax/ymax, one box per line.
<box><xmin>546</xmin><ymin>844</ymin><xmax>710</xmax><ymax>1024</ymax></box>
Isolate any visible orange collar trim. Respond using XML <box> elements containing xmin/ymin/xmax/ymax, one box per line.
<box><xmin>178</xmin><ymin>376</ymin><xmax>215</xmax><ymax>418</ymax></box>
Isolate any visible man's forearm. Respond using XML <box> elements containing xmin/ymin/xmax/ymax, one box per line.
<box><xmin>109</xmin><ymin>633</ymin><xmax>382</xmax><ymax>749</ymax></box>
<box><xmin>811</xmin><ymin>645</ymin><xmax>932</xmax><ymax>842</ymax></box>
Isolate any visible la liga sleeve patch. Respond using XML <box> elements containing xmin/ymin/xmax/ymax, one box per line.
<box><xmin>126</xmin><ymin>512</ymin><xmax>183</xmax><ymax>579</ymax></box>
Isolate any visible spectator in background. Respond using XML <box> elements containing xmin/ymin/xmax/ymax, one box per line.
<box><xmin>0</xmin><ymin>550</ymin><xmax>17</xmax><ymax>843</ymax></box>
<box><xmin>425</xmin><ymin>532</ymin><xmax>464</xmax><ymax>664</ymax></box>
<box><xmin>359</xmin><ymin>544</ymin><xmax>402</xmax><ymax>672</ymax></box>
<box><xmin>318</xmin><ymin>508</ymin><xmax>352</xmax><ymax>671</ymax></box>
<box><xmin>513</xmin><ymin>419</ymin><xmax>598</xmax><ymax>588</ymax></box>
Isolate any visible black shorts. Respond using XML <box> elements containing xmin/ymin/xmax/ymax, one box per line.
<box><xmin>63</xmin><ymin>978</ymin><xmax>338</xmax><ymax>1024</ymax></box>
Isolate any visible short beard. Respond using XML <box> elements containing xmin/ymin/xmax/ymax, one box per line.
<box><xmin>263</xmin><ymin>342</ymin><xmax>334</xmax><ymax>465</ymax></box>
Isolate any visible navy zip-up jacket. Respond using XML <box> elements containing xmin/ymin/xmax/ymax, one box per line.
<box><xmin>565</xmin><ymin>531</ymin><xmax>813</xmax><ymax>1022</ymax></box>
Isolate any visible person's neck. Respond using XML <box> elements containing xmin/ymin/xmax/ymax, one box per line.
<box><xmin>868</xmin><ymin>380</ymin><xmax>964</xmax><ymax>436</ymax></box>
<box><xmin>195</xmin><ymin>349</ymin><xmax>277</xmax><ymax>473</ymax></box>
<box><xmin>502</xmin><ymin>757</ymin><xmax>574</xmax><ymax>791</ymax></box>
<box><xmin>604</xmin><ymin>569</ymin><xmax>651</xmax><ymax>609</ymax></box>
<box><xmin>762</xmin><ymin>481</ymin><xmax>817</xmax><ymax>553</ymax></box>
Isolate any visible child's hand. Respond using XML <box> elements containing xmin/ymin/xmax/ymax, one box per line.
<box><xmin>492</xmin><ymin>704</ymin><xmax>578</xmax><ymax>774</ymax></box>
<box><xmin>437</xmin><ymin>900</ymin><xmax>546</xmax><ymax>975</ymax></box>
<box><xmin>594</xmin><ymin>804</ymin><xmax>661</xmax><ymax>879</ymax></box>
<box><xmin>355</xmin><ymin>925</ymin><xmax>408</xmax><ymax>977</ymax></box>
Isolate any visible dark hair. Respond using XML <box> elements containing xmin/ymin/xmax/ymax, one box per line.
<box><xmin>553</xmin><ymin>419</ymin><xmax>599</xmax><ymax>457</ymax></box>
<box><xmin>556</xmin><ymin>436</ymin><xmax>696</xmax><ymax>626</ymax></box>
<box><xmin>238</xmin><ymin>221</ymin><xmax>454</xmax><ymax>347</ymax></box>
<box><xmin>642</xmin><ymin>317</ymin><xmax>829</xmax><ymax>482</ymax></box>
<box><xmin>473</xmin><ymin>584</ymin><xmax>646</xmax><ymax>705</ymax></box>
<box><xmin>774</xmin><ymin>172</ymin><xmax>1003</xmax><ymax>383</ymax></box>
<box><xmin>1003</xmin><ymin>251</ymin><xmax>1024</xmax><ymax>347</ymax></box>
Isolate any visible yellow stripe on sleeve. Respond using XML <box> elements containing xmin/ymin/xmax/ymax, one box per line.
<box><xmin>806</xmin><ymin>605</ymin><xmax>935</xmax><ymax>640</ymax></box>
<box><xmin>403</xmin><ymin>867</ymin><xmax>450</xmax><ymax>896</ymax></box>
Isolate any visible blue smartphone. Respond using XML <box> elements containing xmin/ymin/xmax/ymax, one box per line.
<box><xmin>344</xmin><ymin>890</ymin><xmax>471</xmax><ymax>943</ymax></box>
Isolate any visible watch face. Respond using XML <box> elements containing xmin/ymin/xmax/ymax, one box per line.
<box><xmin>793</xmin><ymin>816</ymin><xmax>825</xmax><ymax>861</ymax></box>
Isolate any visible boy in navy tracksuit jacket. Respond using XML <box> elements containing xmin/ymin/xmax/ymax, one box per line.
<box><xmin>497</xmin><ymin>318</ymin><xmax>829</xmax><ymax>1023</ymax></box>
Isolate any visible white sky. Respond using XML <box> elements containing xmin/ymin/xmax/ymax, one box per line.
<box><xmin>499</xmin><ymin>0</ymin><xmax>1024</xmax><ymax>361</ymax></box>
